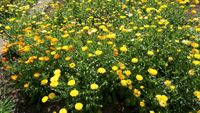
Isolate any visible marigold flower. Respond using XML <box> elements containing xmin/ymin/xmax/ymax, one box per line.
<box><xmin>67</xmin><ymin>80</ymin><xmax>76</xmax><ymax>86</ymax></box>
<box><xmin>75</xmin><ymin>102</ymin><xmax>83</xmax><ymax>111</ymax></box>
<box><xmin>97</xmin><ymin>67</ymin><xmax>106</xmax><ymax>74</ymax></box>
<box><xmin>24</xmin><ymin>83</ymin><xmax>29</xmax><ymax>88</ymax></box>
<box><xmin>120</xmin><ymin>80</ymin><xmax>127</xmax><ymax>87</ymax></box>
<box><xmin>94</xmin><ymin>50</ymin><xmax>103</xmax><ymax>56</ymax></box>
<box><xmin>59</xmin><ymin>108</ymin><xmax>67</xmax><ymax>113</ymax></box>
<box><xmin>147</xmin><ymin>50</ymin><xmax>154</xmax><ymax>56</ymax></box>
<box><xmin>11</xmin><ymin>75</ymin><xmax>18</xmax><ymax>81</ymax></box>
<box><xmin>112</xmin><ymin>66</ymin><xmax>118</xmax><ymax>71</ymax></box>
<box><xmin>69</xmin><ymin>63</ymin><xmax>76</xmax><ymax>68</ymax></box>
<box><xmin>136</xmin><ymin>74</ymin><xmax>143</xmax><ymax>81</ymax></box>
<box><xmin>41</xmin><ymin>79</ymin><xmax>48</xmax><ymax>85</ymax></box>
<box><xmin>41</xmin><ymin>96</ymin><xmax>48</xmax><ymax>103</ymax></box>
<box><xmin>34</xmin><ymin>73</ymin><xmax>40</xmax><ymax>78</ymax></box>
<box><xmin>148</xmin><ymin>68</ymin><xmax>158</xmax><ymax>76</ymax></box>
<box><xmin>48</xmin><ymin>92</ymin><xmax>56</xmax><ymax>100</ymax></box>
<box><xmin>70</xmin><ymin>89</ymin><xmax>79</xmax><ymax>97</ymax></box>
<box><xmin>140</xmin><ymin>100</ymin><xmax>145</xmax><ymax>107</ymax></box>
<box><xmin>50</xmin><ymin>81</ymin><xmax>59</xmax><ymax>87</ymax></box>
<box><xmin>131</xmin><ymin>58</ymin><xmax>138</xmax><ymax>63</ymax></box>
<box><xmin>90</xmin><ymin>83</ymin><xmax>99</xmax><ymax>90</ymax></box>
<box><xmin>164</xmin><ymin>80</ymin><xmax>171</xmax><ymax>87</ymax></box>
<box><xmin>133</xmin><ymin>89</ymin><xmax>141</xmax><ymax>97</ymax></box>
<box><xmin>120</xmin><ymin>45</ymin><xmax>127</xmax><ymax>52</ymax></box>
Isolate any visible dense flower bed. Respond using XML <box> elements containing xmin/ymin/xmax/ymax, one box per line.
<box><xmin>1</xmin><ymin>0</ymin><xmax>200</xmax><ymax>113</ymax></box>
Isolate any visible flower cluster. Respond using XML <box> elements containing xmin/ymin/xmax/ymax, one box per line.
<box><xmin>1</xmin><ymin>0</ymin><xmax>200</xmax><ymax>112</ymax></box>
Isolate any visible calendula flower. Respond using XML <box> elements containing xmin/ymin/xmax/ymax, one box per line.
<box><xmin>94</xmin><ymin>50</ymin><xmax>103</xmax><ymax>56</ymax></box>
<box><xmin>148</xmin><ymin>68</ymin><xmax>158</xmax><ymax>76</ymax></box>
<box><xmin>90</xmin><ymin>83</ymin><xmax>99</xmax><ymax>90</ymax></box>
<box><xmin>34</xmin><ymin>73</ymin><xmax>40</xmax><ymax>78</ymax></box>
<box><xmin>41</xmin><ymin>96</ymin><xmax>48</xmax><ymax>103</ymax></box>
<box><xmin>69</xmin><ymin>63</ymin><xmax>76</xmax><ymax>68</ymax></box>
<box><xmin>67</xmin><ymin>80</ymin><xmax>76</xmax><ymax>86</ymax></box>
<box><xmin>54</xmin><ymin>69</ymin><xmax>61</xmax><ymax>75</ymax></box>
<box><xmin>75</xmin><ymin>102</ymin><xmax>83</xmax><ymax>111</ymax></box>
<box><xmin>59</xmin><ymin>108</ymin><xmax>67</xmax><ymax>113</ymax></box>
<box><xmin>120</xmin><ymin>80</ymin><xmax>127</xmax><ymax>87</ymax></box>
<box><xmin>11</xmin><ymin>75</ymin><xmax>18</xmax><ymax>81</ymax></box>
<box><xmin>164</xmin><ymin>80</ymin><xmax>171</xmax><ymax>87</ymax></box>
<box><xmin>65</xmin><ymin>56</ymin><xmax>71</xmax><ymax>61</ymax></box>
<box><xmin>97</xmin><ymin>67</ymin><xmax>106</xmax><ymax>74</ymax></box>
<box><xmin>120</xmin><ymin>45</ymin><xmax>127</xmax><ymax>52</ymax></box>
<box><xmin>24</xmin><ymin>83</ymin><xmax>29</xmax><ymax>88</ymax></box>
<box><xmin>70</xmin><ymin>89</ymin><xmax>79</xmax><ymax>97</ymax></box>
<box><xmin>41</xmin><ymin>79</ymin><xmax>48</xmax><ymax>85</ymax></box>
<box><xmin>5</xmin><ymin>26</ymin><xmax>11</xmax><ymax>30</ymax></box>
<box><xmin>170</xmin><ymin>85</ymin><xmax>176</xmax><ymax>91</ymax></box>
<box><xmin>140</xmin><ymin>100</ymin><xmax>145</xmax><ymax>107</ymax></box>
<box><xmin>133</xmin><ymin>89</ymin><xmax>141</xmax><ymax>97</ymax></box>
<box><xmin>124</xmin><ymin>70</ymin><xmax>131</xmax><ymax>76</ymax></box>
<box><xmin>131</xmin><ymin>58</ymin><xmax>139</xmax><ymax>63</ymax></box>
<box><xmin>136</xmin><ymin>74</ymin><xmax>143</xmax><ymax>81</ymax></box>
<box><xmin>112</xmin><ymin>66</ymin><xmax>118</xmax><ymax>71</ymax></box>
<box><xmin>81</xmin><ymin>46</ymin><xmax>88</xmax><ymax>51</ymax></box>
<box><xmin>156</xmin><ymin>94</ymin><xmax>168</xmax><ymax>107</ymax></box>
<box><xmin>147</xmin><ymin>50</ymin><xmax>154</xmax><ymax>56</ymax></box>
<box><xmin>50</xmin><ymin>81</ymin><xmax>59</xmax><ymax>87</ymax></box>
<box><xmin>48</xmin><ymin>92</ymin><xmax>56</xmax><ymax>100</ymax></box>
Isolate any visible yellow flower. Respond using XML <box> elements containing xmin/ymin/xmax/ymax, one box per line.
<box><xmin>120</xmin><ymin>80</ymin><xmax>127</xmax><ymax>87</ymax></box>
<box><xmin>59</xmin><ymin>108</ymin><xmax>67</xmax><ymax>113</ymax></box>
<box><xmin>81</xmin><ymin>46</ymin><xmax>88</xmax><ymax>51</ymax></box>
<box><xmin>124</xmin><ymin>70</ymin><xmax>131</xmax><ymax>77</ymax></box>
<box><xmin>70</xmin><ymin>89</ymin><xmax>79</xmax><ymax>97</ymax></box>
<box><xmin>41</xmin><ymin>96</ymin><xmax>48</xmax><ymax>103</ymax></box>
<box><xmin>41</xmin><ymin>79</ymin><xmax>48</xmax><ymax>85</ymax></box>
<box><xmin>50</xmin><ymin>81</ymin><xmax>59</xmax><ymax>87</ymax></box>
<box><xmin>75</xmin><ymin>102</ymin><xmax>83</xmax><ymax>111</ymax></box>
<box><xmin>112</xmin><ymin>66</ymin><xmax>118</xmax><ymax>71</ymax></box>
<box><xmin>94</xmin><ymin>50</ymin><xmax>103</xmax><ymax>56</ymax></box>
<box><xmin>90</xmin><ymin>83</ymin><xmax>99</xmax><ymax>90</ymax></box>
<box><xmin>133</xmin><ymin>89</ymin><xmax>141</xmax><ymax>97</ymax></box>
<box><xmin>131</xmin><ymin>58</ymin><xmax>139</xmax><ymax>63</ymax></box>
<box><xmin>164</xmin><ymin>80</ymin><xmax>171</xmax><ymax>87</ymax></box>
<box><xmin>5</xmin><ymin>26</ymin><xmax>11</xmax><ymax>30</ymax></box>
<box><xmin>188</xmin><ymin>69</ymin><xmax>195</xmax><ymax>76</ymax></box>
<box><xmin>34</xmin><ymin>73</ymin><xmax>40</xmax><ymax>78</ymax></box>
<box><xmin>50</xmin><ymin>76</ymin><xmax>59</xmax><ymax>82</ymax></box>
<box><xmin>192</xmin><ymin>60</ymin><xmax>200</xmax><ymax>65</ymax></box>
<box><xmin>140</xmin><ymin>100</ymin><xmax>145</xmax><ymax>107</ymax></box>
<box><xmin>136</xmin><ymin>74</ymin><xmax>143</xmax><ymax>81</ymax></box>
<box><xmin>97</xmin><ymin>67</ymin><xmax>106</xmax><ymax>74</ymax></box>
<box><xmin>156</xmin><ymin>94</ymin><xmax>168</xmax><ymax>107</ymax></box>
<box><xmin>191</xmin><ymin>42</ymin><xmax>199</xmax><ymax>48</ymax></box>
<box><xmin>149</xmin><ymin>111</ymin><xmax>155</xmax><ymax>113</ymax></box>
<box><xmin>65</xmin><ymin>56</ymin><xmax>71</xmax><ymax>61</ymax></box>
<box><xmin>11</xmin><ymin>75</ymin><xmax>18</xmax><ymax>81</ymax></box>
<box><xmin>48</xmin><ymin>92</ymin><xmax>56</xmax><ymax>100</ymax></box>
<box><xmin>170</xmin><ymin>85</ymin><xmax>176</xmax><ymax>91</ymax></box>
<box><xmin>147</xmin><ymin>50</ymin><xmax>154</xmax><ymax>56</ymax></box>
<box><xmin>24</xmin><ymin>83</ymin><xmax>29</xmax><ymax>88</ymax></box>
<box><xmin>148</xmin><ymin>68</ymin><xmax>158</xmax><ymax>76</ymax></box>
<box><xmin>119</xmin><ymin>45</ymin><xmax>127</xmax><ymax>52</ymax></box>
<box><xmin>67</xmin><ymin>80</ymin><xmax>76</xmax><ymax>86</ymax></box>
<box><xmin>54</xmin><ymin>69</ymin><xmax>61</xmax><ymax>75</ymax></box>
<box><xmin>194</xmin><ymin>54</ymin><xmax>200</xmax><ymax>60</ymax></box>
<box><xmin>69</xmin><ymin>63</ymin><xmax>76</xmax><ymax>68</ymax></box>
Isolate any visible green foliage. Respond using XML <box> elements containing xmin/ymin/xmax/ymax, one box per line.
<box><xmin>1</xmin><ymin>0</ymin><xmax>200</xmax><ymax>113</ymax></box>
